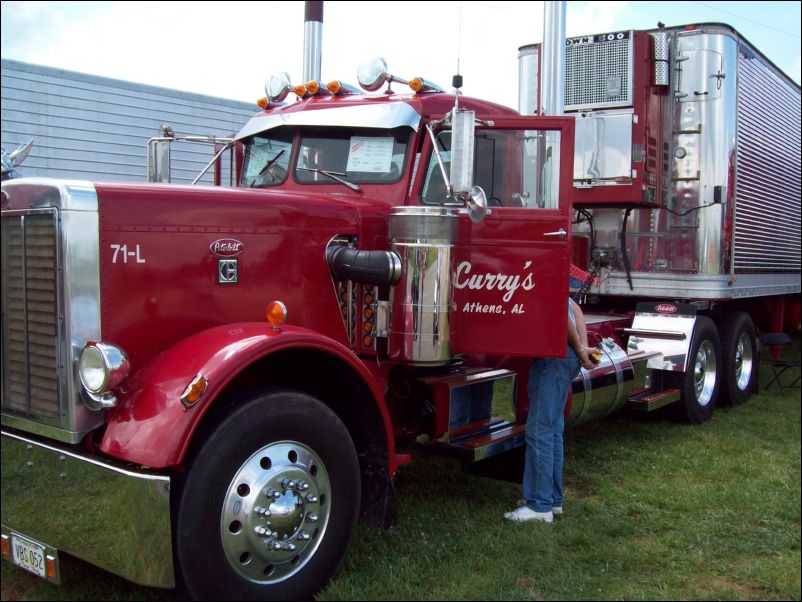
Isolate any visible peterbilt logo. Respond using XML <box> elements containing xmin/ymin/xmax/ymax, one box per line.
<box><xmin>210</xmin><ymin>238</ymin><xmax>244</xmax><ymax>257</ymax></box>
<box><xmin>655</xmin><ymin>303</ymin><xmax>678</xmax><ymax>314</ymax></box>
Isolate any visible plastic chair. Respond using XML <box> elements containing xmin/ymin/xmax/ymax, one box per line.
<box><xmin>759</xmin><ymin>333</ymin><xmax>801</xmax><ymax>391</ymax></box>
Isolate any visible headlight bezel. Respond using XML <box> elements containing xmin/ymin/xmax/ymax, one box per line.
<box><xmin>78</xmin><ymin>341</ymin><xmax>130</xmax><ymax>401</ymax></box>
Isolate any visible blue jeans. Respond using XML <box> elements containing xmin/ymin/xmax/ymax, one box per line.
<box><xmin>522</xmin><ymin>346</ymin><xmax>581</xmax><ymax>512</ymax></box>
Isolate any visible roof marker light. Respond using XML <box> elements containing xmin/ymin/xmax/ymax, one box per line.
<box><xmin>305</xmin><ymin>80</ymin><xmax>332</xmax><ymax>96</ymax></box>
<box><xmin>409</xmin><ymin>77</ymin><xmax>445</xmax><ymax>94</ymax></box>
<box><xmin>327</xmin><ymin>80</ymin><xmax>362</xmax><ymax>96</ymax></box>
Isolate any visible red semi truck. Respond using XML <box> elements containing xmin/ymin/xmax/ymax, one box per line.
<box><xmin>1</xmin><ymin>21</ymin><xmax>799</xmax><ymax>602</ymax></box>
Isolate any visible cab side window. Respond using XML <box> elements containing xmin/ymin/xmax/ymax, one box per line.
<box><xmin>420</xmin><ymin>129</ymin><xmax>562</xmax><ymax>209</ymax></box>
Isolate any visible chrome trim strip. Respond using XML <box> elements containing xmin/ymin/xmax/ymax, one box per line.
<box><xmin>622</xmin><ymin>328</ymin><xmax>687</xmax><ymax>341</ymax></box>
<box><xmin>593</xmin><ymin>271</ymin><xmax>800</xmax><ymax>298</ymax></box>
<box><xmin>1</xmin><ymin>430</ymin><xmax>174</xmax><ymax>588</ymax></box>
<box><xmin>235</xmin><ymin>102</ymin><xmax>422</xmax><ymax>140</ymax></box>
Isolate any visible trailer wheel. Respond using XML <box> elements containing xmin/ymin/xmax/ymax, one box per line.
<box><xmin>176</xmin><ymin>389</ymin><xmax>360</xmax><ymax>601</ymax></box>
<box><xmin>717</xmin><ymin>311</ymin><xmax>757</xmax><ymax>406</ymax></box>
<box><xmin>672</xmin><ymin>316</ymin><xmax>720</xmax><ymax>423</ymax></box>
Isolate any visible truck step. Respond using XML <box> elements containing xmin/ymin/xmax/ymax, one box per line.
<box><xmin>625</xmin><ymin>388</ymin><xmax>681</xmax><ymax>412</ymax></box>
<box><xmin>421</xmin><ymin>421</ymin><xmax>527</xmax><ymax>462</ymax></box>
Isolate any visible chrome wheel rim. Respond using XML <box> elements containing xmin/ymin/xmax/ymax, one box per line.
<box><xmin>694</xmin><ymin>340</ymin><xmax>717</xmax><ymax>406</ymax></box>
<box><xmin>220</xmin><ymin>441</ymin><xmax>331</xmax><ymax>584</ymax></box>
<box><xmin>734</xmin><ymin>332</ymin><xmax>754</xmax><ymax>391</ymax></box>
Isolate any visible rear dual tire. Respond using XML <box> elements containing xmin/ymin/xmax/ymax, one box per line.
<box><xmin>717</xmin><ymin>311</ymin><xmax>758</xmax><ymax>406</ymax></box>
<box><xmin>672</xmin><ymin>316</ymin><xmax>720</xmax><ymax>423</ymax></box>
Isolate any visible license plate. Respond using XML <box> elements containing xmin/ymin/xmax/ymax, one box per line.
<box><xmin>10</xmin><ymin>534</ymin><xmax>46</xmax><ymax>577</ymax></box>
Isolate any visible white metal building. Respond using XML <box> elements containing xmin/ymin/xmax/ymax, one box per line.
<box><xmin>1</xmin><ymin>59</ymin><xmax>257</xmax><ymax>185</ymax></box>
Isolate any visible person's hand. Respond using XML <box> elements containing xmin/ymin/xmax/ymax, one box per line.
<box><xmin>578</xmin><ymin>347</ymin><xmax>596</xmax><ymax>370</ymax></box>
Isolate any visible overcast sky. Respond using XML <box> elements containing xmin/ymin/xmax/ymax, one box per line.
<box><xmin>1</xmin><ymin>1</ymin><xmax>800</xmax><ymax>111</ymax></box>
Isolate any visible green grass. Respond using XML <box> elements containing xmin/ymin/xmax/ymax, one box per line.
<box><xmin>2</xmin><ymin>356</ymin><xmax>800</xmax><ymax>601</ymax></box>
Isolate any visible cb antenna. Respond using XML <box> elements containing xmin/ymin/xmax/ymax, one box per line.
<box><xmin>453</xmin><ymin>1</ymin><xmax>464</xmax><ymax>107</ymax></box>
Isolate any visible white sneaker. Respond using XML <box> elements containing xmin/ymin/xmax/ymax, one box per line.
<box><xmin>504</xmin><ymin>506</ymin><xmax>553</xmax><ymax>523</ymax></box>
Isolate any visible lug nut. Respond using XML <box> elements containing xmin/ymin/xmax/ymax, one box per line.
<box><xmin>282</xmin><ymin>542</ymin><xmax>297</xmax><ymax>552</ymax></box>
<box><xmin>306</xmin><ymin>513</ymin><xmax>318</xmax><ymax>523</ymax></box>
<box><xmin>265</xmin><ymin>488</ymin><xmax>281</xmax><ymax>500</ymax></box>
<box><xmin>297</xmin><ymin>531</ymin><xmax>311</xmax><ymax>541</ymax></box>
<box><xmin>296</xmin><ymin>480</ymin><xmax>310</xmax><ymax>491</ymax></box>
<box><xmin>305</xmin><ymin>494</ymin><xmax>318</xmax><ymax>503</ymax></box>
<box><xmin>280</xmin><ymin>478</ymin><xmax>296</xmax><ymax>490</ymax></box>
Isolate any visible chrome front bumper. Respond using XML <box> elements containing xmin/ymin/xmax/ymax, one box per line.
<box><xmin>1</xmin><ymin>430</ymin><xmax>174</xmax><ymax>588</ymax></box>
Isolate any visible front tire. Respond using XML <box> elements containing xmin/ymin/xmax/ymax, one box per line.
<box><xmin>672</xmin><ymin>316</ymin><xmax>721</xmax><ymax>423</ymax></box>
<box><xmin>176</xmin><ymin>389</ymin><xmax>360</xmax><ymax>601</ymax></box>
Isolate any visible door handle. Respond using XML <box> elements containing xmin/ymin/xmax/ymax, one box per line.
<box><xmin>544</xmin><ymin>228</ymin><xmax>567</xmax><ymax>239</ymax></box>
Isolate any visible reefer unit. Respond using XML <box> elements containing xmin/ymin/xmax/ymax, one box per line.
<box><xmin>519</xmin><ymin>23</ymin><xmax>801</xmax><ymax>300</ymax></box>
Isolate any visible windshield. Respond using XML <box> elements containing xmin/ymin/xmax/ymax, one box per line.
<box><xmin>241</xmin><ymin>128</ymin><xmax>294</xmax><ymax>188</ymax></box>
<box><xmin>295</xmin><ymin>127</ymin><xmax>410</xmax><ymax>184</ymax></box>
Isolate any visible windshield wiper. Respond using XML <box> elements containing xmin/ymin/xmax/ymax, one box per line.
<box><xmin>250</xmin><ymin>149</ymin><xmax>286</xmax><ymax>187</ymax></box>
<box><xmin>297</xmin><ymin>167</ymin><xmax>362</xmax><ymax>192</ymax></box>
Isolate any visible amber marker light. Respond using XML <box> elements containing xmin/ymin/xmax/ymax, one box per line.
<box><xmin>408</xmin><ymin>77</ymin><xmax>444</xmax><ymax>94</ymax></box>
<box><xmin>257</xmin><ymin>97</ymin><xmax>269</xmax><ymax>109</ymax></box>
<box><xmin>180</xmin><ymin>373</ymin><xmax>208</xmax><ymax>409</ymax></box>
<box><xmin>306</xmin><ymin>80</ymin><xmax>320</xmax><ymax>94</ymax></box>
<box><xmin>46</xmin><ymin>555</ymin><xmax>57</xmax><ymax>579</ymax></box>
<box><xmin>266</xmin><ymin>300</ymin><xmax>288</xmax><ymax>330</ymax></box>
<box><xmin>293</xmin><ymin>83</ymin><xmax>308</xmax><ymax>97</ymax></box>
<box><xmin>1</xmin><ymin>534</ymin><xmax>9</xmax><ymax>558</ymax></box>
<box><xmin>327</xmin><ymin>80</ymin><xmax>342</xmax><ymax>94</ymax></box>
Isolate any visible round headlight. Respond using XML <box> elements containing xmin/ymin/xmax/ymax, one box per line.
<box><xmin>79</xmin><ymin>342</ymin><xmax>130</xmax><ymax>395</ymax></box>
<box><xmin>79</xmin><ymin>345</ymin><xmax>108</xmax><ymax>393</ymax></box>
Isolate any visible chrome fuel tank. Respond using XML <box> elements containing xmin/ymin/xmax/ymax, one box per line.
<box><xmin>566</xmin><ymin>339</ymin><xmax>636</xmax><ymax>428</ymax></box>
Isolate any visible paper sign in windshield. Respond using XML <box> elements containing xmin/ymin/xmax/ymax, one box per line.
<box><xmin>346</xmin><ymin>137</ymin><xmax>394</xmax><ymax>172</ymax></box>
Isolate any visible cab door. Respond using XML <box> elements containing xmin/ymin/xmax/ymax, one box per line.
<box><xmin>420</xmin><ymin>115</ymin><xmax>575</xmax><ymax>358</ymax></box>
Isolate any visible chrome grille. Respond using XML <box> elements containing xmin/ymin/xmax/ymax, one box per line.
<box><xmin>565</xmin><ymin>33</ymin><xmax>633</xmax><ymax>110</ymax></box>
<box><xmin>1</xmin><ymin>211</ymin><xmax>61</xmax><ymax>422</ymax></box>
<box><xmin>734</xmin><ymin>54</ymin><xmax>802</xmax><ymax>272</ymax></box>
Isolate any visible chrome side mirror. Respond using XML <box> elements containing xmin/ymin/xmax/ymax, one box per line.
<box><xmin>450</xmin><ymin>109</ymin><xmax>475</xmax><ymax>196</ymax></box>
<box><xmin>147</xmin><ymin>124</ymin><xmax>174</xmax><ymax>183</ymax></box>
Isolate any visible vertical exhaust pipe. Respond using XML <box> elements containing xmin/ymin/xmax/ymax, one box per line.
<box><xmin>540</xmin><ymin>0</ymin><xmax>566</xmax><ymax>116</ymax></box>
<box><xmin>303</xmin><ymin>1</ymin><xmax>323</xmax><ymax>83</ymax></box>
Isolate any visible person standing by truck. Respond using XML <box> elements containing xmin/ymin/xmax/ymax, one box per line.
<box><xmin>505</xmin><ymin>298</ymin><xmax>596</xmax><ymax>523</ymax></box>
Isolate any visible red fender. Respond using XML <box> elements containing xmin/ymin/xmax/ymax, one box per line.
<box><xmin>99</xmin><ymin>323</ymin><xmax>395</xmax><ymax>471</ymax></box>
